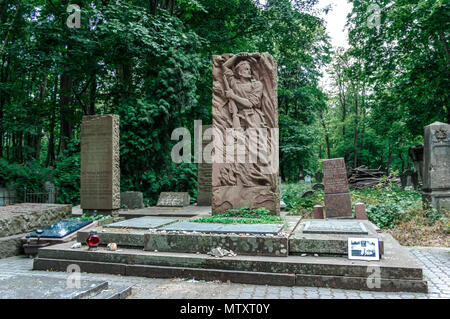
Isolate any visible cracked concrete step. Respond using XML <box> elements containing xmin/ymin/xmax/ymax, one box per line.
<box><xmin>89</xmin><ymin>284</ymin><xmax>133</xmax><ymax>299</ymax></box>
<box><xmin>0</xmin><ymin>274</ymin><xmax>108</xmax><ymax>299</ymax></box>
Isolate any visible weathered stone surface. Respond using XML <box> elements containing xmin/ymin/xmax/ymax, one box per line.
<box><xmin>422</xmin><ymin>122</ymin><xmax>450</xmax><ymax>210</ymax></box>
<box><xmin>212</xmin><ymin>52</ymin><xmax>279</xmax><ymax>215</ymax></box>
<box><xmin>81</xmin><ymin>115</ymin><xmax>120</xmax><ymax>211</ymax></box>
<box><xmin>0</xmin><ymin>274</ymin><xmax>109</xmax><ymax>299</ymax></box>
<box><xmin>313</xmin><ymin>205</ymin><xmax>324</xmax><ymax>219</ymax></box>
<box><xmin>144</xmin><ymin>232</ymin><xmax>288</xmax><ymax>256</ymax></box>
<box><xmin>0</xmin><ymin>234</ymin><xmax>23</xmax><ymax>259</ymax></box>
<box><xmin>322</xmin><ymin>158</ymin><xmax>352</xmax><ymax>218</ymax></box>
<box><xmin>0</xmin><ymin>204</ymin><xmax>72</xmax><ymax>238</ymax></box>
<box><xmin>324</xmin><ymin>193</ymin><xmax>352</xmax><ymax>218</ymax></box>
<box><xmin>104</xmin><ymin>217</ymin><xmax>178</xmax><ymax>229</ymax></box>
<box><xmin>160</xmin><ymin>221</ymin><xmax>283</xmax><ymax>234</ymax></box>
<box><xmin>120</xmin><ymin>191</ymin><xmax>144</xmax><ymax>209</ymax></box>
<box><xmin>323</xmin><ymin>158</ymin><xmax>349</xmax><ymax>194</ymax></box>
<box><xmin>302</xmin><ymin>220</ymin><xmax>368</xmax><ymax>235</ymax></box>
<box><xmin>312</xmin><ymin>183</ymin><xmax>324</xmax><ymax>191</ymax></box>
<box><xmin>355</xmin><ymin>202</ymin><xmax>367</xmax><ymax>220</ymax></box>
<box><xmin>157</xmin><ymin>192</ymin><xmax>190</xmax><ymax>207</ymax></box>
<box><xmin>197</xmin><ymin>125</ymin><xmax>212</xmax><ymax>206</ymax></box>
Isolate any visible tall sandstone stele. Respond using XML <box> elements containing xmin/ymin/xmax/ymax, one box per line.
<box><xmin>323</xmin><ymin>158</ymin><xmax>352</xmax><ymax>218</ymax></box>
<box><xmin>422</xmin><ymin>122</ymin><xmax>450</xmax><ymax>211</ymax></box>
<box><xmin>80</xmin><ymin>114</ymin><xmax>120</xmax><ymax>215</ymax></box>
<box><xmin>211</xmin><ymin>52</ymin><xmax>279</xmax><ymax>215</ymax></box>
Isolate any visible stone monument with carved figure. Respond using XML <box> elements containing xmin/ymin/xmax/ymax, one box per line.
<box><xmin>422</xmin><ymin>122</ymin><xmax>450</xmax><ymax>211</ymax></box>
<box><xmin>211</xmin><ymin>52</ymin><xmax>279</xmax><ymax>215</ymax></box>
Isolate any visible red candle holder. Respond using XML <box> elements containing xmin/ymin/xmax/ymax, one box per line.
<box><xmin>86</xmin><ymin>230</ymin><xmax>100</xmax><ymax>250</ymax></box>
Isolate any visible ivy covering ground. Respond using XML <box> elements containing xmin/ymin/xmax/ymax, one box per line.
<box><xmin>283</xmin><ymin>183</ymin><xmax>449</xmax><ymax>247</ymax></box>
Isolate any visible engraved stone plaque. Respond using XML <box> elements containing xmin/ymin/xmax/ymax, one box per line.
<box><xmin>80</xmin><ymin>115</ymin><xmax>120</xmax><ymax>211</ymax></box>
<box><xmin>157</xmin><ymin>192</ymin><xmax>190</xmax><ymax>207</ymax></box>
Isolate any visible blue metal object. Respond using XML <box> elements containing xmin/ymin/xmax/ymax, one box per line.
<box><xmin>28</xmin><ymin>220</ymin><xmax>93</xmax><ymax>239</ymax></box>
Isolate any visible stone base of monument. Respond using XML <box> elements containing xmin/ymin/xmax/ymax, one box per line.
<box><xmin>422</xmin><ymin>191</ymin><xmax>450</xmax><ymax>211</ymax></box>
<box><xmin>33</xmin><ymin>215</ymin><xmax>427</xmax><ymax>293</ymax></box>
<box><xmin>83</xmin><ymin>209</ymin><xmax>120</xmax><ymax>217</ymax></box>
<box><xmin>289</xmin><ymin>219</ymin><xmax>384</xmax><ymax>256</ymax></box>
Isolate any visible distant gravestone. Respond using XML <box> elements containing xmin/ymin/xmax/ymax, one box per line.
<box><xmin>80</xmin><ymin>114</ymin><xmax>120</xmax><ymax>215</ymax></box>
<box><xmin>305</xmin><ymin>175</ymin><xmax>312</xmax><ymax>184</ymax></box>
<box><xmin>409</xmin><ymin>145</ymin><xmax>424</xmax><ymax>186</ymax></box>
<box><xmin>315</xmin><ymin>171</ymin><xmax>323</xmax><ymax>183</ymax></box>
<box><xmin>43</xmin><ymin>181</ymin><xmax>56</xmax><ymax>204</ymax></box>
<box><xmin>422</xmin><ymin>122</ymin><xmax>450</xmax><ymax>211</ymax></box>
<box><xmin>197</xmin><ymin>125</ymin><xmax>212</xmax><ymax>206</ymax></box>
<box><xmin>120</xmin><ymin>191</ymin><xmax>144</xmax><ymax>209</ymax></box>
<box><xmin>157</xmin><ymin>192</ymin><xmax>190</xmax><ymax>207</ymax></box>
<box><xmin>279</xmin><ymin>176</ymin><xmax>286</xmax><ymax>211</ymax></box>
<box><xmin>323</xmin><ymin>158</ymin><xmax>352</xmax><ymax>218</ymax></box>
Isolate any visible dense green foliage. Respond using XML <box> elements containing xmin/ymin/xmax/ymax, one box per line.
<box><xmin>0</xmin><ymin>0</ymin><xmax>448</xmax><ymax>205</ymax></box>
<box><xmin>192</xmin><ymin>206</ymin><xmax>284</xmax><ymax>224</ymax></box>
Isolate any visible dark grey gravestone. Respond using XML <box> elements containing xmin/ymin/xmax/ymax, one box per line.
<box><xmin>157</xmin><ymin>192</ymin><xmax>190</xmax><ymax>207</ymax></box>
<box><xmin>120</xmin><ymin>191</ymin><xmax>144</xmax><ymax>209</ymax></box>
<box><xmin>161</xmin><ymin>221</ymin><xmax>282</xmax><ymax>234</ymax></box>
<box><xmin>302</xmin><ymin>220</ymin><xmax>368</xmax><ymax>235</ymax></box>
<box><xmin>422</xmin><ymin>122</ymin><xmax>450</xmax><ymax>211</ymax></box>
<box><xmin>104</xmin><ymin>217</ymin><xmax>178</xmax><ymax>229</ymax></box>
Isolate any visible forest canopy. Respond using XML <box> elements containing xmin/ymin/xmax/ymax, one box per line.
<box><xmin>0</xmin><ymin>0</ymin><xmax>448</xmax><ymax>205</ymax></box>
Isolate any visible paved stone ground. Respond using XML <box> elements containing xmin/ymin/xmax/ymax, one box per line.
<box><xmin>0</xmin><ymin>246</ymin><xmax>448</xmax><ymax>299</ymax></box>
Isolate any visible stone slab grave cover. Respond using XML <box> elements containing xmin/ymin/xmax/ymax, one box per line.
<box><xmin>302</xmin><ymin>220</ymin><xmax>368</xmax><ymax>235</ymax></box>
<box><xmin>80</xmin><ymin>115</ymin><xmax>120</xmax><ymax>214</ymax></box>
<box><xmin>105</xmin><ymin>217</ymin><xmax>178</xmax><ymax>229</ymax></box>
<box><xmin>197</xmin><ymin>125</ymin><xmax>212</xmax><ymax>206</ymax></box>
<box><xmin>157</xmin><ymin>192</ymin><xmax>190</xmax><ymax>207</ymax></box>
<box><xmin>161</xmin><ymin>221</ymin><xmax>283</xmax><ymax>234</ymax></box>
<box><xmin>212</xmin><ymin>52</ymin><xmax>279</xmax><ymax>215</ymax></box>
<box><xmin>422</xmin><ymin>122</ymin><xmax>450</xmax><ymax>210</ymax></box>
<box><xmin>323</xmin><ymin>158</ymin><xmax>352</xmax><ymax>218</ymax></box>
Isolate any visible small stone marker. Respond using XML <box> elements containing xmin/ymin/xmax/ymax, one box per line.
<box><xmin>120</xmin><ymin>191</ymin><xmax>144</xmax><ymax>209</ymax></box>
<box><xmin>80</xmin><ymin>114</ymin><xmax>120</xmax><ymax>215</ymax></box>
<box><xmin>355</xmin><ymin>202</ymin><xmax>367</xmax><ymax>220</ymax></box>
<box><xmin>322</xmin><ymin>158</ymin><xmax>352</xmax><ymax>218</ymax></box>
<box><xmin>197</xmin><ymin>125</ymin><xmax>212</xmax><ymax>206</ymax></box>
<box><xmin>157</xmin><ymin>192</ymin><xmax>190</xmax><ymax>207</ymax></box>
<box><xmin>422</xmin><ymin>122</ymin><xmax>450</xmax><ymax>211</ymax></box>
<box><xmin>313</xmin><ymin>205</ymin><xmax>324</xmax><ymax>219</ymax></box>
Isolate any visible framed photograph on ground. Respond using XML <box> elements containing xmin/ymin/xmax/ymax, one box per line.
<box><xmin>347</xmin><ymin>238</ymin><xmax>380</xmax><ymax>261</ymax></box>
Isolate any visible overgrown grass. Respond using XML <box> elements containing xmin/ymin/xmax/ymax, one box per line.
<box><xmin>192</xmin><ymin>207</ymin><xmax>284</xmax><ymax>224</ymax></box>
<box><xmin>282</xmin><ymin>182</ymin><xmax>449</xmax><ymax>247</ymax></box>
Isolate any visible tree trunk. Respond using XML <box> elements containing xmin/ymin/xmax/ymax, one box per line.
<box><xmin>45</xmin><ymin>76</ymin><xmax>58</xmax><ymax>167</ymax></box>
<box><xmin>353</xmin><ymin>95</ymin><xmax>359</xmax><ymax>168</ymax></box>
<box><xmin>58</xmin><ymin>72</ymin><xmax>73</xmax><ymax>155</ymax></box>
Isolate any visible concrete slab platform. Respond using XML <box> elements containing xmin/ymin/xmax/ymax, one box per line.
<box><xmin>33</xmin><ymin>231</ymin><xmax>427</xmax><ymax>292</ymax></box>
<box><xmin>161</xmin><ymin>221</ymin><xmax>283</xmax><ymax>234</ymax></box>
<box><xmin>119</xmin><ymin>205</ymin><xmax>211</xmax><ymax>219</ymax></box>
<box><xmin>104</xmin><ymin>217</ymin><xmax>178</xmax><ymax>229</ymax></box>
<box><xmin>0</xmin><ymin>273</ymin><xmax>108</xmax><ymax>299</ymax></box>
<box><xmin>302</xmin><ymin>220</ymin><xmax>368</xmax><ymax>234</ymax></box>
